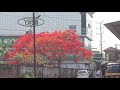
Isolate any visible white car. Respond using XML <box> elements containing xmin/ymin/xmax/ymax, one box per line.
<box><xmin>77</xmin><ymin>70</ymin><xmax>89</xmax><ymax>78</ymax></box>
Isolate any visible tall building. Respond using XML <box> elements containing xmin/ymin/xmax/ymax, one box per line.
<box><xmin>0</xmin><ymin>12</ymin><xmax>94</xmax><ymax>69</ymax></box>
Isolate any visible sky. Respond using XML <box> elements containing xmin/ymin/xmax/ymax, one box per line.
<box><xmin>91</xmin><ymin>12</ymin><xmax>120</xmax><ymax>51</ymax></box>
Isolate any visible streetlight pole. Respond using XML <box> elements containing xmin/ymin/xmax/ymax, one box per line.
<box><xmin>33</xmin><ymin>12</ymin><xmax>36</xmax><ymax>78</ymax></box>
<box><xmin>95</xmin><ymin>21</ymin><xmax>104</xmax><ymax>78</ymax></box>
<box><xmin>99</xmin><ymin>21</ymin><xmax>105</xmax><ymax>78</ymax></box>
<box><xmin>92</xmin><ymin>21</ymin><xmax>104</xmax><ymax>60</ymax></box>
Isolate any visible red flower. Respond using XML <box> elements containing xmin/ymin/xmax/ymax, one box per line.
<box><xmin>6</xmin><ymin>30</ymin><xmax>92</xmax><ymax>67</ymax></box>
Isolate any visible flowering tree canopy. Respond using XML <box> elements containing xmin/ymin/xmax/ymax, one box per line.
<box><xmin>6</xmin><ymin>30</ymin><xmax>92</xmax><ymax>67</ymax></box>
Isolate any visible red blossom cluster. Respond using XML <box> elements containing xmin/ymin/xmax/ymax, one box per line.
<box><xmin>6</xmin><ymin>30</ymin><xmax>92</xmax><ymax>66</ymax></box>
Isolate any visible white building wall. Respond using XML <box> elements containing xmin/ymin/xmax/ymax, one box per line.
<box><xmin>0</xmin><ymin>12</ymin><xmax>32</xmax><ymax>36</ymax></box>
<box><xmin>86</xmin><ymin>13</ymin><xmax>93</xmax><ymax>40</ymax></box>
<box><xmin>0</xmin><ymin>12</ymin><xmax>81</xmax><ymax>36</ymax></box>
<box><xmin>61</xmin><ymin>60</ymin><xmax>90</xmax><ymax>69</ymax></box>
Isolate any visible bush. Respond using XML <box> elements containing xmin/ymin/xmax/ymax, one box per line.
<box><xmin>19</xmin><ymin>74</ymin><xmax>35</xmax><ymax>78</ymax></box>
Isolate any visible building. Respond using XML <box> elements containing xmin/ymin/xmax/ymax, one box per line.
<box><xmin>0</xmin><ymin>12</ymin><xmax>94</xmax><ymax>69</ymax></box>
<box><xmin>104</xmin><ymin>47</ymin><xmax>120</xmax><ymax>63</ymax></box>
<box><xmin>104</xmin><ymin>21</ymin><xmax>120</xmax><ymax>63</ymax></box>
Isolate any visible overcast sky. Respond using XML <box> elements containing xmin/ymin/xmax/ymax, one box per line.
<box><xmin>91</xmin><ymin>12</ymin><xmax>120</xmax><ymax>51</ymax></box>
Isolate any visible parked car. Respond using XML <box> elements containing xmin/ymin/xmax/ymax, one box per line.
<box><xmin>77</xmin><ymin>70</ymin><xmax>89</xmax><ymax>78</ymax></box>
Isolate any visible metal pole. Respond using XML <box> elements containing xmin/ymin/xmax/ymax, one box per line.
<box><xmin>100</xmin><ymin>22</ymin><xmax>103</xmax><ymax>78</ymax></box>
<box><xmin>100</xmin><ymin>22</ymin><xmax>103</xmax><ymax>61</ymax></box>
<box><xmin>33</xmin><ymin>12</ymin><xmax>36</xmax><ymax>78</ymax></box>
<box><xmin>42</xmin><ymin>64</ymin><xmax>43</xmax><ymax>78</ymax></box>
<box><xmin>115</xmin><ymin>44</ymin><xmax>117</xmax><ymax>49</ymax></box>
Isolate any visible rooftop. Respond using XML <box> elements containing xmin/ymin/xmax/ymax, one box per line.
<box><xmin>104</xmin><ymin>47</ymin><xmax>120</xmax><ymax>52</ymax></box>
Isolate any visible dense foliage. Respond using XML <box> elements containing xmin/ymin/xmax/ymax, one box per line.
<box><xmin>6</xmin><ymin>30</ymin><xmax>92</xmax><ymax>67</ymax></box>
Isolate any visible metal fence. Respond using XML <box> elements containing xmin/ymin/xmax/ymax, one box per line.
<box><xmin>0</xmin><ymin>64</ymin><xmax>78</xmax><ymax>78</ymax></box>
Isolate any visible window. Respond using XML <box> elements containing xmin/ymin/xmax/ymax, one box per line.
<box><xmin>106</xmin><ymin>66</ymin><xmax>112</xmax><ymax>73</ymax></box>
<box><xmin>77</xmin><ymin>70</ymin><xmax>87</xmax><ymax>74</ymax></box>
<box><xmin>111</xmin><ymin>65</ymin><xmax>120</xmax><ymax>73</ymax></box>
<box><xmin>106</xmin><ymin>53</ymin><xmax>109</xmax><ymax>60</ymax></box>
<box><xmin>69</xmin><ymin>25</ymin><xmax>76</xmax><ymax>29</ymax></box>
<box><xmin>81</xmin><ymin>28</ymin><xmax>86</xmax><ymax>34</ymax></box>
<box><xmin>106</xmin><ymin>65</ymin><xmax>120</xmax><ymax>73</ymax></box>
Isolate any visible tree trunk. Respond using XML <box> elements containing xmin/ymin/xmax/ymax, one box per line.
<box><xmin>58</xmin><ymin>61</ymin><xmax>61</xmax><ymax>78</ymax></box>
<box><xmin>58</xmin><ymin>61</ymin><xmax>61</xmax><ymax>68</ymax></box>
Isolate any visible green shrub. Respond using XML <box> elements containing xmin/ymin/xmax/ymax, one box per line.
<box><xmin>19</xmin><ymin>74</ymin><xmax>35</xmax><ymax>78</ymax></box>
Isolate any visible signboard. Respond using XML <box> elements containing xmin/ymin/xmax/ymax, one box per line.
<box><xmin>17</xmin><ymin>17</ymin><xmax>45</xmax><ymax>27</ymax></box>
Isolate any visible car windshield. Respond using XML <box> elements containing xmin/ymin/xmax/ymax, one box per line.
<box><xmin>77</xmin><ymin>71</ymin><xmax>86</xmax><ymax>74</ymax></box>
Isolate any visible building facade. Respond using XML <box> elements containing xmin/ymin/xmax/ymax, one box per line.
<box><xmin>104</xmin><ymin>47</ymin><xmax>120</xmax><ymax>62</ymax></box>
<box><xmin>0</xmin><ymin>12</ymin><xmax>94</xmax><ymax>69</ymax></box>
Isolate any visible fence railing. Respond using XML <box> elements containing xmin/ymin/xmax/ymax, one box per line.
<box><xmin>0</xmin><ymin>63</ymin><xmax>78</xmax><ymax>78</ymax></box>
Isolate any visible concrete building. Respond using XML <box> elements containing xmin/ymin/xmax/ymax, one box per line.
<box><xmin>0</xmin><ymin>12</ymin><xmax>94</xmax><ymax>69</ymax></box>
<box><xmin>104</xmin><ymin>47</ymin><xmax>120</xmax><ymax>63</ymax></box>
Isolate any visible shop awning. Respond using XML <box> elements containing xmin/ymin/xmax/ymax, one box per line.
<box><xmin>104</xmin><ymin>21</ymin><xmax>120</xmax><ymax>40</ymax></box>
